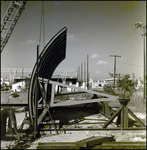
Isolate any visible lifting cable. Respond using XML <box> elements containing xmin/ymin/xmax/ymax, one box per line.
<box><xmin>38</xmin><ymin>2</ymin><xmax>58</xmax><ymax>134</ymax></box>
<box><xmin>39</xmin><ymin>1</ymin><xmax>45</xmax><ymax>48</ymax></box>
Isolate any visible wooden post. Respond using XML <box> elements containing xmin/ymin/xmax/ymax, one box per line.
<box><xmin>123</xmin><ymin>105</ymin><xmax>128</xmax><ymax>128</ymax></box>
<box><xmin>51</xmin><ymin>83</ymin><xmax>55</xmax><ymax>105</ymax></box>
<box><xmin>103</xmin><ymin>102</ymin><xmax>111</xmax><ymax>118</ymax></box>
<box><xmin>119</xmin><ymin>99</ymin><xmax>129</xmax><ymax>128</ymax></box>
<box><xmin>121</xmin><ymin>105</ymin><xmax>124</xmax><ymax>128</ymax></box>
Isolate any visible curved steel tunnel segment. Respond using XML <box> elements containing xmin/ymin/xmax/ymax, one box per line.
<box><xmin>28</xmin><ymin>27</ymin><xmax>67</xmax><ymax>122</ymax></box>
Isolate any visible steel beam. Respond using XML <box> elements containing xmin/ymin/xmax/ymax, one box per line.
<box><xmin>103</xmin><ymin>106</ymin><xmax>123</xmax><ymax>128</ymax></box>
<box><xmin>95</xmin><ymin>142</ymin><xmax>146</xmax><ymax>149</ymax></box>
<box><xmin>128</xmin><ymin>109</ymin><xmax>146</xmax><ymax>127</ymax></box>
<box><xmin>39</xmin><ymin>127</ymin><xmax>146</xmax><ymax>131</ymax></box>
<box><xmin>28</xmin><ymin>27</ymin><xmax>67</xmax><ymax>123</ymax></box>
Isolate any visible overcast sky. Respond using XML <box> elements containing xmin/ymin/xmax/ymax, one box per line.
<box><xmin>1</xmin><ymin>1</ymin><xmax>146</xmax><ymax>80</ymax></box>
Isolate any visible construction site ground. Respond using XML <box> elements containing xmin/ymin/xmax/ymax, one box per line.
<box><xmin>1</xmin><ymin>89</ymin><xmax>146</xmax><ymax>149</ymax></box>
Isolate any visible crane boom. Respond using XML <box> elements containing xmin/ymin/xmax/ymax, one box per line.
<box><xmin>1</xmin><ymin>1</ymin><xmax>27</xmax><ymax>53</ymax></box>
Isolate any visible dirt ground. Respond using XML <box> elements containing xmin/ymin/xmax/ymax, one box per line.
<box><xmin>28</xmin><ymin>111</ymin><xmax>146</xmax><ymax>149</ymax></box>
<box><xmin>1</xmin><ymin>89</ymin><xmax>146</xmax><ymax>149</ymax></box>
<box><xmin>1</xmin><ymin>110</ymin><xmax>146</xmax><ymax>149</ymax></box>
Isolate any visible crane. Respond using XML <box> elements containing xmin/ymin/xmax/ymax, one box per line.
<box><xmin>1</xmin><ymin>1</ymin><xmax>27</xmax><ymax>53</ymax></box>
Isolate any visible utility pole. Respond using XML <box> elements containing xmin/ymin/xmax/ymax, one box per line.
<box><xmin>135</xmin><ymin>22</ymin><xmax>146</xmax><ymax>100</ymax></box>
<box><xmin>109</xmin><ymin>55</ymin><xmax>121</xmax><ymax>88</ymax></box>
<box><xmin>79</xmin><ymin>66</ymin><xmax>81</xmax><ymax>82</ymax></box>
<box><xmin>78</xmin><ymin>66</ymin><xmax>80</xmax><ymax>82</ymax></box>
<box><xmin>77</xmin><ymin>67</ymin><xmax>79</xmax><ymax>81</ymax></box>
<box><xmin>142</xmin><ymin>25</ymin><xmax>146</xmax><ymax>100</ymax></box>
<box><xmin>81</xmin><ymin>63</ymin><xmax>83</xmax><ymax>83</ymax></box>
<box><xmin>22</xmin><ymin>68</ymin><xmax>23</xmax><ymax>90</ymax></box>
<box><xmin>87</xmin><ymin>55</ymin><xmax>89</xmax><ymax>89</ymax></box>
<box><xmin>133</xmin><ymin>73</ymin><xmax>135</xmax><ymax>82</ymax></box>
<box><xmin>84</xmin><ymin>59</ymin><xmax>86</xmax><ymax>82</ymax></box>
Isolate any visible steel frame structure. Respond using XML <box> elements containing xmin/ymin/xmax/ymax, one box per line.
<box><xmin>26</xmin><ymin>27</ymin><xmax>120</xmax><ymax>136</ymax></box>
<box><xmin>1</xmin><ymin>27</ymin><xmax>146</xmax><ymax>143</ymax></box>
<box><xmin>27</xmin><ymin>27</ymin><xmax>145</xmax><ymax>136</ymax></box>
<box><xmin>38</xmin><ymin>77</ymin><xmax>118</xmax><ymax>107</ymax></box>
<box><xmin>1</xmin><ymin>1</ymin><xmax>27</xmax><ymax>52</ymax></box>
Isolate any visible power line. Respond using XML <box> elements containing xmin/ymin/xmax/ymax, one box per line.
<box><xmin>118</xmin><ymin>33</ymin><xmax>141</xmax><ymax>55</ymax></box>
<box><xmin>116</xmin><ymin>60</ymin><xmax>143</xmax><ymax>77</ymax></box>
<box><xmin>110</xmin><ymin>29</ymin><xmax>136</xmax><ymax>55</ymax></box>
<box><xmin>96</xmin><ymin>29</ymin><xmax>138</xmax><ymax>74</ymax></box>
<box><xmin>112</xmin><ymin>34</ymin><xmax>142</xmax><ymax>74</ymax></box>
<box><xmin>97</xmin><ymin>32</ymin><xmax>141</xmax><ymax>78</ymax></box>
<box><xmin>113</xmin><ymin>39</ymin><xmax>142</xmax><ymax>76</ymax></box>
<box><xmin>120</xmin><ymin>38</ymin><xmax>141</xmax><ymax>56</ymax></box>
<box><xmin>117</xmin><ymin>61</ymin><xmax>143</xmax><ymax>67</ymax></box>
<box><xmin>105</xmin><ymin>29</ymin><xmax>136</xmax><ymax>61</ymax></box>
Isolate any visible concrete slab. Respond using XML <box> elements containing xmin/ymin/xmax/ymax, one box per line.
<box><xmin>1</xmin><ymin>91</ymin><xmax>28</xmax><ymax>106</ymax></box>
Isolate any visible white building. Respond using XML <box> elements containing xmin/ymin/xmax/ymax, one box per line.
<box><xmin>89</xmin><ymin>77</ymin><xmax>106</xmax><ymax>88</ymax></box>
<box><xmin>105</xmin><ymin>78</ymin><xmax>118</xmax><ymax>86</ymax></box>
<box><xmin>12</xmin><ymin>81</ymin><xmax>25</xmax><ymax>92</ymax></box>
<box><xmin>1</xmin><ymin>78</ymin><xmax>10</xmax><ymax>86</ymax></box>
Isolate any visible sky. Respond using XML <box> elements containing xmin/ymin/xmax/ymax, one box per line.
<box><xmin>1</xmin><ymin>1</ymin><xmax>146</xmax><ymax>80</ymax></box>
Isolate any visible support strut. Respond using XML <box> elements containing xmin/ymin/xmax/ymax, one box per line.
<box><xmin>103</xmin><ymin>99</ymin><xmax>146</xmax><ymax>128</ymax></box>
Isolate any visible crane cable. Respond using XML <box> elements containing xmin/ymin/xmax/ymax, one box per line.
<box><xmin>39</xmin><ymin>1</ymin><xmax>45</xmax><ymax>48</ymax></box>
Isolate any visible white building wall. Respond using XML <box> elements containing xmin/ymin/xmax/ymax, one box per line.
<box><xmin>12</xmin><ymin>81</ymin><xmax>25</xmax><ymax>92</ymax></box>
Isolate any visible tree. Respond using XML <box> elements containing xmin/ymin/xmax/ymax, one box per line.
<box><xmin>117</xmin><ymin>74</ymin><xmax>136</xmax><ymax>99</ymax></box>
